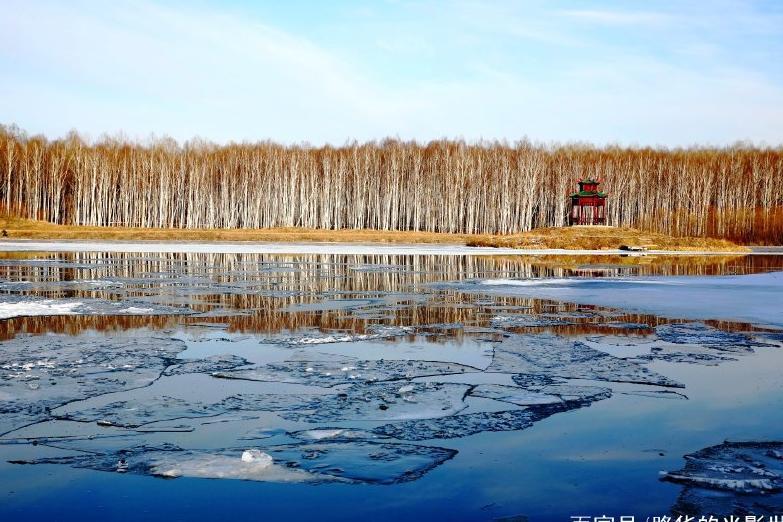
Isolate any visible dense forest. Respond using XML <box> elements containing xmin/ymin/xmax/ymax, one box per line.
<box><xmin>1</xmin><ymin>125</ymin><xmax>781</xmax><ymax>243</ymax></box>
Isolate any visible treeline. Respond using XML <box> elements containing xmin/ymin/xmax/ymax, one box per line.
<box><xmin>1</xmin><ymin>125</ymin><xmax>782</xmax><ymax>243</ymax></box>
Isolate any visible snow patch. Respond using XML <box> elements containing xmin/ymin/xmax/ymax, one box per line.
<box><xmin>0</xmin><ymin>299</ymin><xmax>84</xmax><ymax>319</ymax></box>
<box><xmin>149</xmin><ymin>450</ymin><xmax>310</xmax><ymax>482</ymax></box>
<box><xmin>116</xmin><ymin>306</ymin><xmax>154</xmax><ymax>314</ymax></box>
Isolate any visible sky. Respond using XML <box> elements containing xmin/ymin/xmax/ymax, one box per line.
<box><xmin>2</xmin><ymin>0</ymin><xmax>782</xmax><ymax>146</ymax></box>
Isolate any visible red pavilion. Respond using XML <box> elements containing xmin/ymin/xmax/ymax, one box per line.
<box><xmin>569</xmin><ymin>179</ymin><xmax>607</xmax><ymax>225</ymax></box>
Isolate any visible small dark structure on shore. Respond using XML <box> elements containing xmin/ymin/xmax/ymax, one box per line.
<box><xmin>569</xmin><ymin>179</ymin><xmax>607</xmax><ymax>225</ymax></box>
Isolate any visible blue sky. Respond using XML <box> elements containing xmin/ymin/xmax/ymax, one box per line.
<box><xmin>2</xmin><ymin>0</ymin><xmax>782</xmax><ymax>145</ymax></box>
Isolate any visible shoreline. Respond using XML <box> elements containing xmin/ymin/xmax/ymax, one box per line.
<box><xmin>0</xmin><ymin>219</ymin><xmax>759</xmax><ymax>254</ymax></box>
<box><xmin>0</xmin><ymin>239</ymin><xmax>776</xmax><ymax>256</ymax></box>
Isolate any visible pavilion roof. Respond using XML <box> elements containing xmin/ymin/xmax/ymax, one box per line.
<box><xmin>571</xmin><ymin>190</ymin><xmax>608</xmax><ymax>197</ymax></box>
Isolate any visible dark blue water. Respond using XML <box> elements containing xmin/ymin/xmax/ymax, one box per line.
<box><xmin>2</xmin><ymin>346</ymin><xmax>781</xmax><ymax>521</ymax></box>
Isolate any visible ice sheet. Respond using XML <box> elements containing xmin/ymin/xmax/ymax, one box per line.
<box><xmin>461</xmin><ymin>272</ymin><xmax>783</xmax><ymax>327</ymax></box>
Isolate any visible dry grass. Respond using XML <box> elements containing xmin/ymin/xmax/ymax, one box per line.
<box><xmin>0</xmin><ymin>216</ymin><xmax>475</xmax><ymax>244</ymax></box>
<box><xmin>464</xmin><ymin>225</ymin><xmax>748</xmax><ymax>251</ymax></box>
<box><xmin>0</xmin><ymin>218</ymin><xmax>747</xmax><ymax>251</ymax></box>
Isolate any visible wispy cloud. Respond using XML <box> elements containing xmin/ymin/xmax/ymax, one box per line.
<box><xmin>0</xmin><ymin>0</ymin><xmax>391</xmax><ymax>142</ymax></box>
<box><xmin>556</xmin><ymin>9</ymin><xmax>669</xmax><ymax>26</ymax></box>
<box><xmin>0</xmin><ymin>0</ymin><xmax>781</xmax><ymax>146</ymax></box>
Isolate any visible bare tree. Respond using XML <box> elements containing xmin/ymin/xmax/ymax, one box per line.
<box><xmin>0</xmin><ymin>127</ymin><xmax>780</xmax><ymax>243</ymax></box>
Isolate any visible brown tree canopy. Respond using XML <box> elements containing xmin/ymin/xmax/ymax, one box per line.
<box><xmin>1</xmin><ymin>126</ymin><xmax>781</xmax><ymax>243</ymax></box>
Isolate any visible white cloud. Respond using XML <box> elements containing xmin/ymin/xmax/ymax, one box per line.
<box><xmin>0</xmin><ymin>0</ymin><xmax>781</xmax><ymax>146</ymax></box>
<box><xmin>0</xmin><ymin>0</ymin><xmax>390</xmax><ymax>143</ymax></box>
<box><xmin>556</xmin><ymin>9</ymin><xmax>669</xmax><ymax>26</ymax></box>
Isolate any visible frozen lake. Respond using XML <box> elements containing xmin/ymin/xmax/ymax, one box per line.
<box><xmin>0</xmin><ymin>250</ymin><xmax>781</xmax><ymax>520</ymax></box>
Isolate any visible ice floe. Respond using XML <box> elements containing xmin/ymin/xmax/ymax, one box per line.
<box><xmin>372</xmin><ymin>407</ymin><xmax>561</xmax><ymax>441</ymax></box>
<box><xmin>490</xmin><ymin>315</ymin><xmax>575</xmax><ymax>328</ymax></box>
<box><xmin>11</xmin><ymin>440</ymin><xmax>457</xmax><ymax>484</ymax></box>
<box><xmin>289</xmin><ymin>428</ymin><xmax>386</xmax><ymax>441</ymax></box>
<box><xmin>623</xmin><ymin>322</ymin><xmax>780</xmax><ymax>366</ymax></box>
<box><xmin>58</xmin><ymin>395</ymin><xmax>221</xmax><ymax>428</ymax></box>
<box><xmin>661</xmin><ymin>441</ymin><xmax>783</xmax><ymax>515</ymax></box>
<box><xmin>655</xmin><ymin>322</ymin><xmax>769</xmax><ymax>349</ymax></box>
<box><xmin>0</xmin><ymin>333</ymin><xmax>187</xmax><ymax>434</ymax></box>
<box><xmin>164</xmin><ymin>354</ymin><xmax>251</xmax><ymax>376</ymax></box>
<box><xmin>278</xmin><ymin>382</ymin><xmax>470</xmax><ymax>423</ymax></box>
<box><xmin>372</xmin><ymin>380</ymin><xmax>611</xmax><ymax>440</ymax></box>
<box><xmin>271</xmin><ymin>325</ymin><xmax>415</xmax><ymax>346</ymax></box>
<box><xmin>215</xmin><ymin>357</ymin><xmax>481</xmax><ymax>387</ymax></box>
<box><xmin>487</xmin><ymin>333</ymin><xmax>682</xmax><ymax>387</ymax></box>
<box><xmin>149</xmin><ymin>449</ymin><xmax>310</xmax><ymax>482</ymax></box>
<box><xmin>0</xmin><ymin>295</ymin><xmax>192</xmax><ymax>319</ymax></box>
<box><xmin>0</xmin><ymin>299</ymin><xmax>85</xmax><ymax>319</ymax></box>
